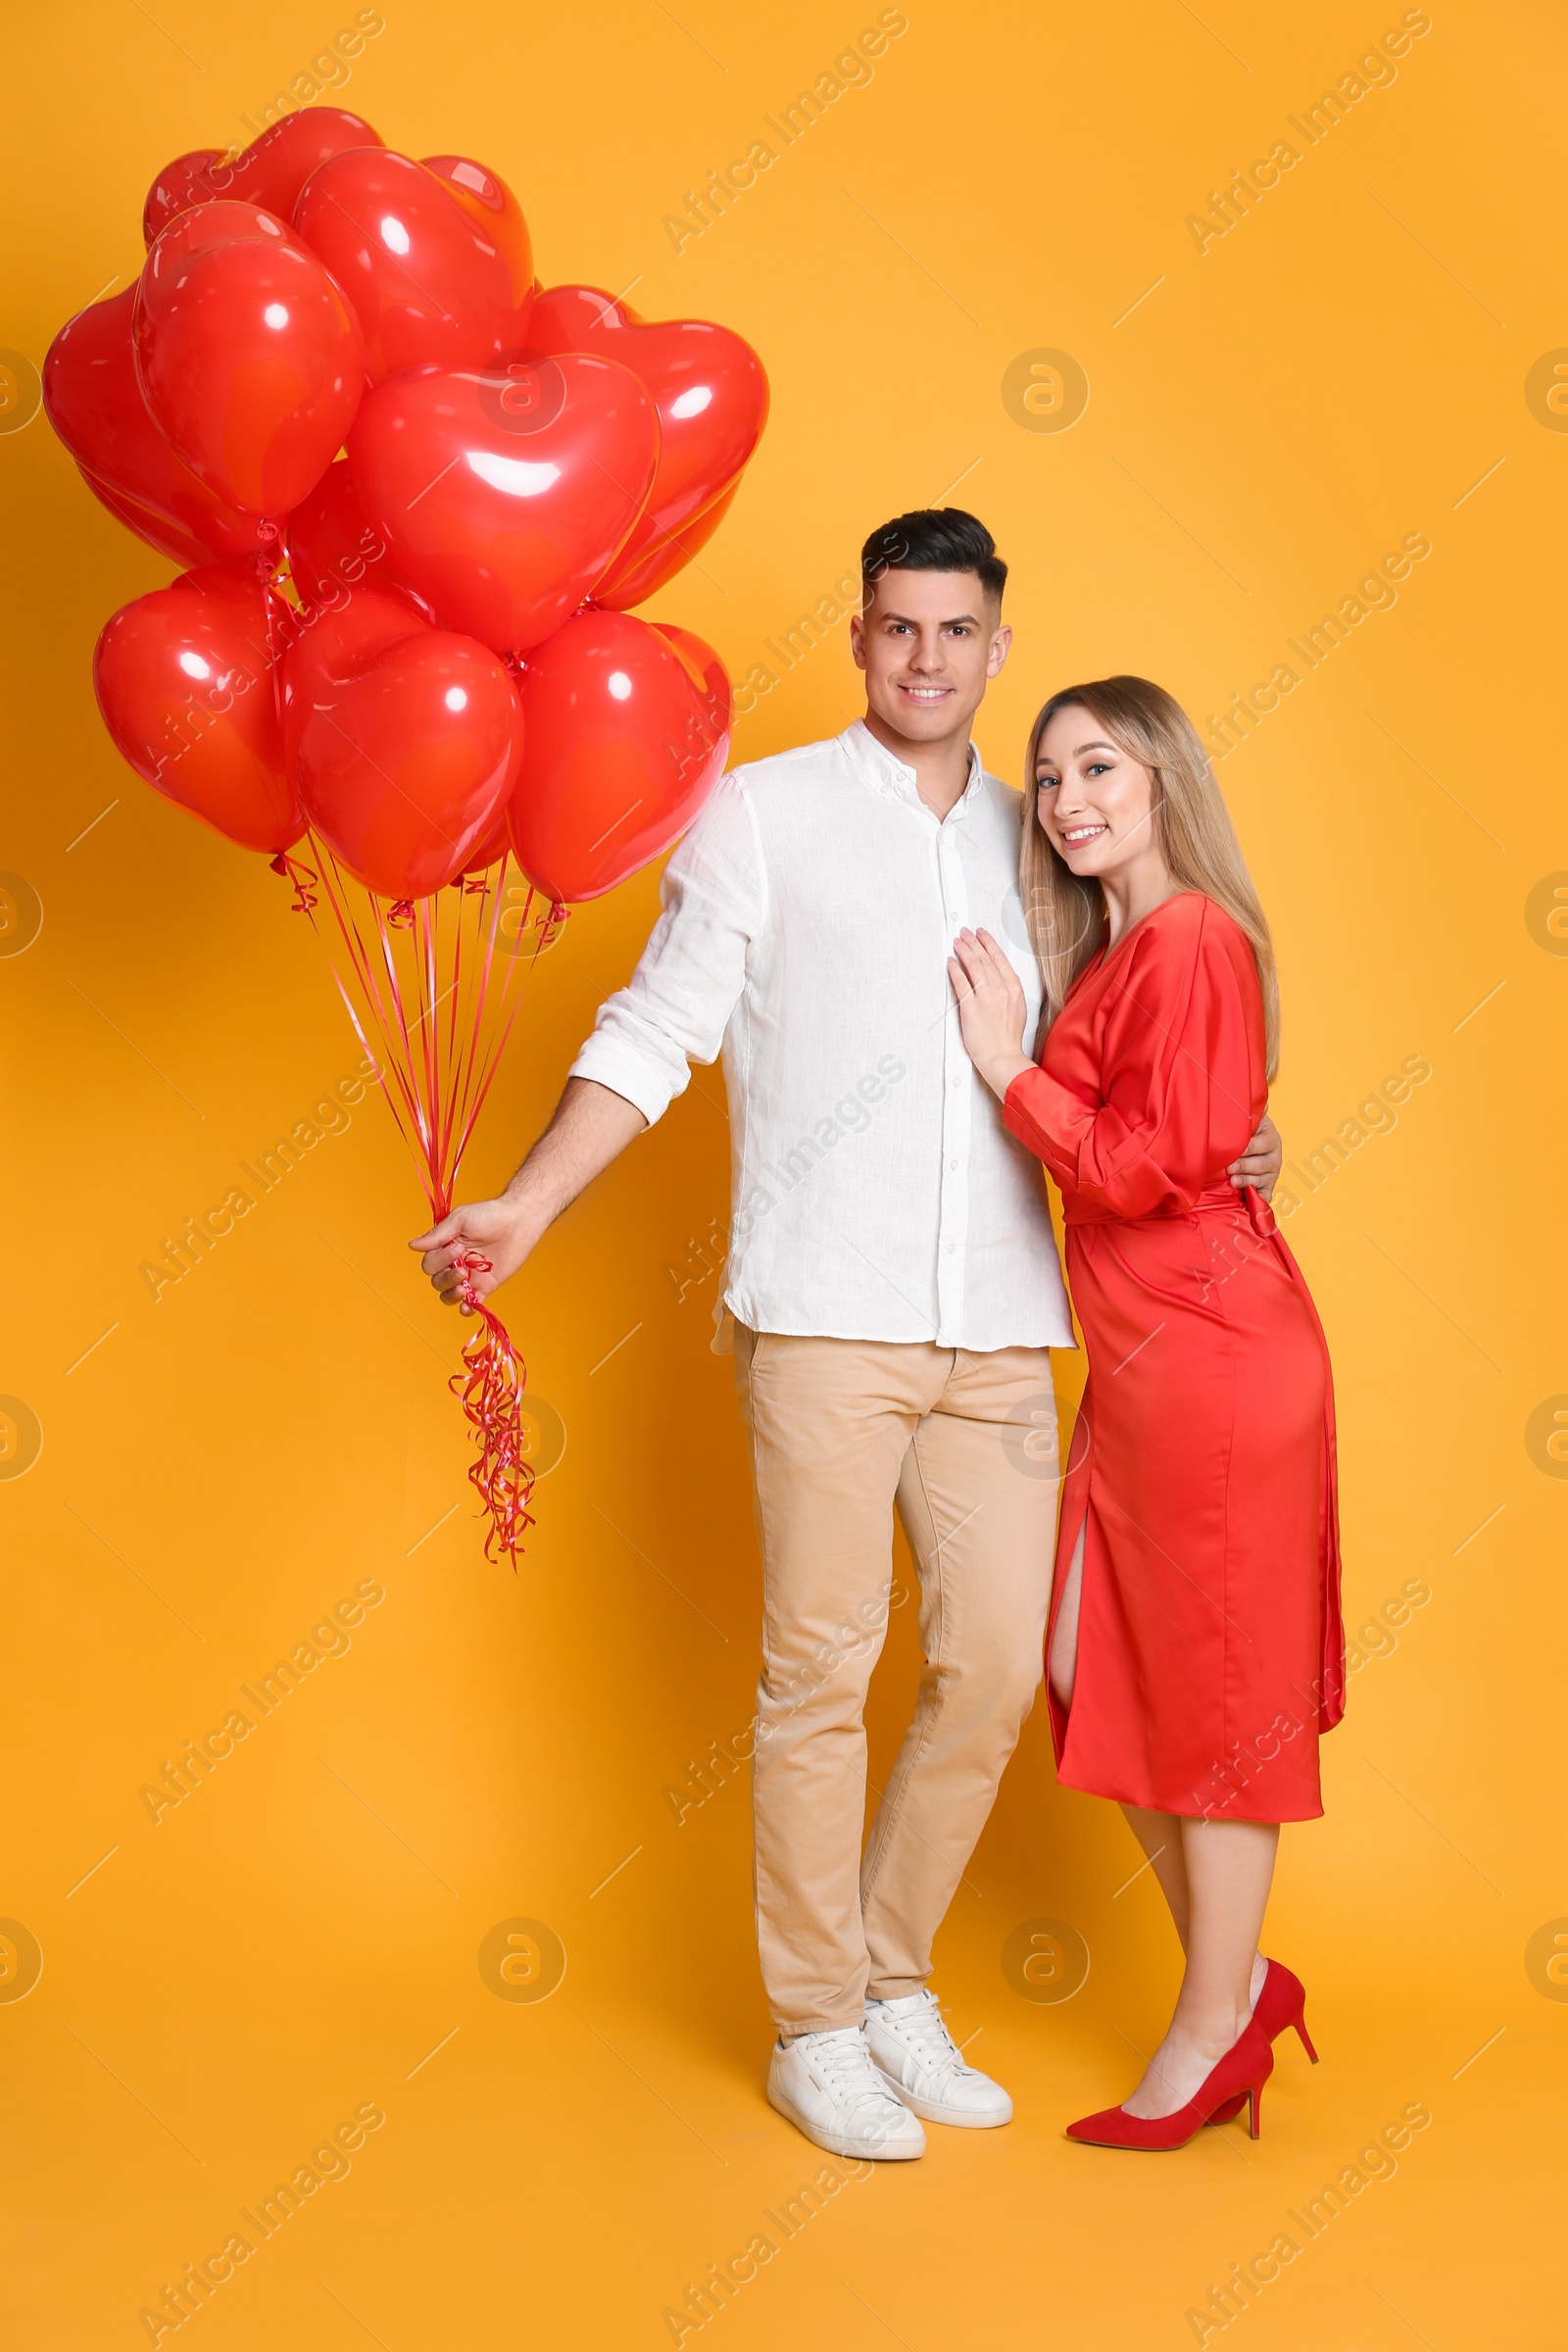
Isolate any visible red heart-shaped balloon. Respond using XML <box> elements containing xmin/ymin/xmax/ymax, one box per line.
<box><xmin>294</xmin><ymin>149</ymin><xmax>534</xmax><ymax>382</ymax></box>
<box><xmin>75</xmin><ymin>467</ymin><xmax>223</xmax><ymax>569</ymax></box>
<box><xmin>142</xmin><ymin>110</ymin><xmax>384</xmax><ymax>244</ymax></box>
<box><xmin>421</xmin><ymin>154</ymin><xmax>534</xmax><ymax>315</ymax></box>
<box><xmin>281</xmin><ymin>588</ymin><xmax>522</xmax><ymax>898</ymax></box>
<box><xmin>637</xmin><ymin>478</ymin><xmax>740</xmax><ymax>597</ymax></box>
<box><xmin>135</xmin><ymin>202</ymin><xmax>366</xmax><ymax>515</ymax></box>
<box><xmin>286</xmin><ymin>458</ymin><xmax>434</xmax><ymax>620</ymax></box>
<box><xmin>507</xmin><ymin>609</ymin><xmax>730</xmax><ymax>902</ymax></box>
<box><xmin>347</xmin><ymin>354</ymin><xmax>658</xmax><ymax>653</ymax></box>
<box><xmin>93</xmin><ymin>562</ymin><xmax>302</xmax><ymax>853</ymax></box>
<box><xmin>43</xmin><ymin>289</ymin><xmax>276</xmax><ymax>564</ymax></box>
<box><xmin>463</xmin><ymin>814</ymin><xmax>513</xmax><ymax>873</ymax></box>
<box><xmin>524</xmin><ymin>284</ymin><xmax>767</xmax><ymax>608</ymax></box>
<box><xmin>142</xmin><ymin>150</ymin><xmax>225</xmax><ymax>246</ymax></box>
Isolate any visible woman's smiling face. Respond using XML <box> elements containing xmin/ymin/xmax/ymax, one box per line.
<box><xmin>1033</xmin><ymin>703</ymin><xmax>1161</xmax><ymax>883</ymax></box>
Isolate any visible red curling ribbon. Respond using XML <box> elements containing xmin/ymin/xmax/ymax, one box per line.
<box><xmin>449</xmin><ymin>1249</ymin><xmax>534</xmax><ymax>1567</ymax></box>
<box><xmin>269</xmin><ymin>849</ymin><xmax>318</xmax><ymax>912</ymax></box>
<box><xmin>296</xmin><ymin>837</ymin><xmax>558</xmax><ymax>1565</ymax></box>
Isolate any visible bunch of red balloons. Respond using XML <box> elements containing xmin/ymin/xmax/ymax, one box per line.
<box><xmin>45</xmin><ymin>106</ymin><xmax>767</xmax><ymax>905</ymax></box>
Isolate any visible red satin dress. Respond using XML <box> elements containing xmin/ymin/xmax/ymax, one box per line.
<box><xmin>1004</xmin><ymin>892</ymin><xmax>1344</xmax><ymax>1822</ymax></box>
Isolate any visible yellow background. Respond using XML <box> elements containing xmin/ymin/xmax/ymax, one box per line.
<box><xmin>3</xmin><ymin>2</ymin><xmax>1564</xmax><ymax>2344</ymax></box>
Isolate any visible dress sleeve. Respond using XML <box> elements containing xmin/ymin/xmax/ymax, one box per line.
<box><xmin>1003</xmin><ymin>901</ymin><xmax>1266</xmax><ymax>1218</ymax></box>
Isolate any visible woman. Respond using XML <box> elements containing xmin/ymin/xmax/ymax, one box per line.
<box><xmin>948</xmin><ymin>675</ymin><xmax>1343</xmax><ymax>2149</ymax></box>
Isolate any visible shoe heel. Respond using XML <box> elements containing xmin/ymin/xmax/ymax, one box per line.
<box><xmin>1247</xmin><ymin>2082</ymin><xmax>1263</xmax><ymax>2139</ymax></box>
<box><xmin>1295</xmin><ymin>2012</ymin><xmax>1319</xmax><ymax>2065</ymax></box>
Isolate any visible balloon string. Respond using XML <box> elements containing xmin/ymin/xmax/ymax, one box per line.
<box><xmin>294</xmin><ymin>836</ymin><xmax>564</xmax><ymax>1563</ymax></box>
<box><xmin>445</xmin><ymin>849</ymin><xmax>507</xmax><ymax>1180</ymax></box>
<box><xmin>449</xmin><ymin>1250</ymin><xmax>534</xmax><ymax>1568</ymax></box>
<box><xmin>450</xmin><ymin>894</ymin><xmax>566</xmax><ymax>1186</ymax></box>
<box><xmin>308</xmin><ymin>841</ymin><xmax>438</xmax><ymax>1200</ymax></box>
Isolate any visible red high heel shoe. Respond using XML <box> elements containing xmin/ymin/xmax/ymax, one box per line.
<box><xmin>1208</xmin><ymin>1959</ymin><xmax>1317</xmax><ymax>2124</ymax></box>
<box><xmin>1252</xmin><ymin>1958</ymin><xmax>1318</xmax><ymax>2061</ymax></box>
<box><xmin>1066</xmin><ymin>2018</ymin><xmax>1273</xmax><ymax>2150</ymax></box>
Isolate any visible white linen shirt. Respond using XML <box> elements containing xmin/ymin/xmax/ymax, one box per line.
<box><xmin>569</xmin><ymin>718</ymin><xmax>1075</xmax><ymax>1350</ymax></box>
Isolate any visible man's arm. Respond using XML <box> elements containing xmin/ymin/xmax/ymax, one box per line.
<box><xmin>410</xmin><ymin>772</ymin><xmax>763</xmax><ymax>1309</ymax></box>
<box><xmin>411</xmin><ymin>1078</ymin><xmax>647</xmax><ymax>1308</ymax></box>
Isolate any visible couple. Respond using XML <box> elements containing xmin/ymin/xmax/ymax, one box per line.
<box><xmin>413</xmin><ymin>508</ymin><xmax>1345</xmax><ymax>2156</ymax></box>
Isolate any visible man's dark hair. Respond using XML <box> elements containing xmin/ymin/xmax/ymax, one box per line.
<box><xmin>859</xmin><ymin>508</ymin><xmax>1007</xmax><ymax>606</ymax></box>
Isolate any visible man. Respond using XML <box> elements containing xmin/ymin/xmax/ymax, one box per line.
<box><xmin>412</xmin><ymin>510</ymin><xmax>1281</xmax><ymax>2161</ymax></box>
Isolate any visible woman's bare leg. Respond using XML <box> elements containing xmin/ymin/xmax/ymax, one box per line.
<box><xmin>1118</xmin><ymin>1803</ymin><xmax>1267</xmax><ymax>2002</ymax></box>
<box><xmin>1048</xmin><ymin>1518</ymin><xmax>1086</xmax><ymax>1708</ymax></box>
<box><xmin>1120</xmin><ymin>1805</ymin><xmax>1191</xmax><ymax>1946</ymax></box>
<box><xmin>1057</xmin><ymin>1535</ymin><xmax>1269</xmax><ymax>2116</ymax></box>
<box><xmin>1120</xmin><ymin>1817</ymin><xmax>1279</xmax><ymax>2119</ymax></box>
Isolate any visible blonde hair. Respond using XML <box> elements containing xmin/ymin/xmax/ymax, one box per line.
<box><xmin>1019</xmin><ymin>674</ymin><xmax>1280</xmax><ymax>1076</ymax></box>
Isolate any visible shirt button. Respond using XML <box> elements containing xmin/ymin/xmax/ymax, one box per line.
<box><xmin>946</xmin><ymin>1243</ymin><xmax>956</xmax><ymax>1254</ymax></box>
<box><xmin>950</xmin><ymin>1157</ymin><xmax>958</xmax><ymax>1169</ymax></box>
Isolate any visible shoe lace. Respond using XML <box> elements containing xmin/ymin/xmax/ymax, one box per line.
<box><xmin>808</xmin><ymin>2031</ymin><xmax>899</xmax><ymax>2109</ymax></box>
<box><xmin>889</xmin><ymin>1994</ymin><xmax>971</xmax><ymax>2082</ymax></box>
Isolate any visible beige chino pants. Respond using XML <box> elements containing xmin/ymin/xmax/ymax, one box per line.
<box><xmin>732</xmin><ymin>1326</ymin><xmax>1059</xmax><ymax>2037</ymax></box>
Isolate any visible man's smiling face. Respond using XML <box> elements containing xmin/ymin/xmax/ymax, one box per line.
<box><xmin>851</xmin><ymin>565</ymin><xmax>1011</xmax><ymax>749</ymax></box>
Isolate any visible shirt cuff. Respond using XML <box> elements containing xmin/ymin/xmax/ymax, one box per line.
<box><xmin>567</xmin><ymin>1036</ymin><xmax>683</xmax><ymax>1127</ymax></box>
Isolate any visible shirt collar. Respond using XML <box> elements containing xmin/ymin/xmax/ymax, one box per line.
<box><xmin>841</xmin><ymin>718</ymin><xmax>986</xmax><ymax>819</ymax></box>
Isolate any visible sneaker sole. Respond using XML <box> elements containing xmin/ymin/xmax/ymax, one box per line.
<box><xmin>765</xmin><ymin>2077</ymin><xmax>925</xmax><ymax>2161</ymax></box>
<box><xmin>869</xmin><ymin>2060</ymin><xmax>1013</xmax><ymax>2130</ymax></box>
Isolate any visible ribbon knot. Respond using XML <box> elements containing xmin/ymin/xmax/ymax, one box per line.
<box><xmin>269</xmin><ymin>851</ymin><xmax>318</xmax><ymax>913</ymax></box>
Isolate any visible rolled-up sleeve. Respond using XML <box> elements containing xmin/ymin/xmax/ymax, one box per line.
<box><xmin>568</xmin><ymin>772</ymin><xmax>765</xmax><ymax>1127</ymax></box>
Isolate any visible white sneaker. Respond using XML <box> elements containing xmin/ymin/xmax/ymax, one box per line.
<box><xmin>864</xmin><ymin>1989</ymin><xmax>1013</xmax><ymax>2129</ymax></box>
<box><xmin>767</xmin><ymin>2026</ymin><xmax>926</xmax><ymax>2161</ymax></box>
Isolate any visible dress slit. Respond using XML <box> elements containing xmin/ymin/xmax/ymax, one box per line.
<box><xmin>1046</xmin><ymin>1413</ymin><xmax>1094</xmax><ymax>1756</ymax></box>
